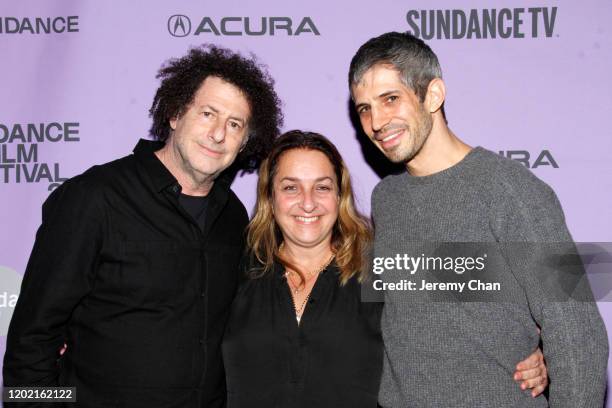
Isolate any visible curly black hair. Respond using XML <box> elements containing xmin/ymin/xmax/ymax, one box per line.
<box><xmin>149</xmin><ymin>45</ymin><xmax>283</xmax><ymax>173</ymax></box>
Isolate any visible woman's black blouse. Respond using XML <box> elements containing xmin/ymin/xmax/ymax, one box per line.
<box><xmin>222</xmin><ymin>262</ymin><xmax>383</xmax><ymax>408</ymax></box>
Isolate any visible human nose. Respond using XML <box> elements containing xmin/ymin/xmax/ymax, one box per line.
<box><xmin>299</xmin><ymin>189</ymin><xmax>316</xmax><ymax>212</ymax></box>
<box><xmin>370</xmin><ymin>105</ymin><xmax>389</xmax><ymax>133</ymax></box>
<box><xmin>208</xmin><ymin>122</ymin><xmax>226</xmax><ymax>144</ymax></box>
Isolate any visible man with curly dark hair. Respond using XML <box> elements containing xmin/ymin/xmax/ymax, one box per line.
<box><xmin>4</xmin><ymin>45</ymin><xmax>283</xmax><ymax>408</ymax></box>
<box><xmin>150</xmin><ymin>45</ymin><xmax>282</xmax><ymax>173</ymax></box>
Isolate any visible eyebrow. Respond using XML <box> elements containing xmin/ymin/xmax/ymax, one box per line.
<box><xmin>354</xmin><ymin>101</ymin><xmax>369</xmax><ymax>112</ymax></box>
<box><xmin>279</xmin><ymin>176</ymin><xmax>334</xmax><ymax>183</ymax></box>
<box><xmin>354</xmin><ymin>90</ymin><xmax>400</xmax><ymax>111</ymax></box>
<box><xmin>202</xmin><ymin>104</ymin><xmax>246</xmax><ymax>125</ymax></box>
<box><xmin>378</xmin><ymin>90</ymin><xmax>400</xmax><ymax>99</ymax></box>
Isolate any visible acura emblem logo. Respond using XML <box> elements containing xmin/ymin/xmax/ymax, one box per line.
<box><xmin>168</xmin><ymin>15</ymin><xmax>191</xmax><ymax>37</ymax></box>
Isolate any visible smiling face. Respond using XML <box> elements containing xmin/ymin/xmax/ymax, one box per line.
<box><xmin>166</xmin><ymin>76</ymin><xmax>251</xmax><ymax>188</ymax></box>
<box><xmin>352</xmin><ymin>64</ymin><xmax>433</xmax><ymax>164</ymax></box>
<box><xmin>272</xmin><ymin>148</ymin><xmax>339</xmax><ymax>251</ymax></box>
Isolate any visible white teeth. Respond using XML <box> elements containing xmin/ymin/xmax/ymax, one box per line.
<box><xmin>382</xmin><ymin>131</ymin><xmax>401</xmax><ymax>142</ymax></box>
<box><xmin>296</xmin><ymin>216</ymin><xmax>319</xmax><ymax>223</ymax></box>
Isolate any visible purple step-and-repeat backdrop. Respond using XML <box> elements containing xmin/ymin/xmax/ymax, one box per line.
<box><xmin>1</xmin><ymin>0</ymin><xmax>611</xmax><ymax>401</ymax></box>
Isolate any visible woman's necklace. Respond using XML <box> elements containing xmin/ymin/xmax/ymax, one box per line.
<box><xmin>282</xmin><ymin>248</ymin><xmax>334</xmax><ymax>323</ymax></box>
<box><xmin>294</xmin><ymin>293</ymin><xmax>311</xmax><ymax>324</ymax></box>
<box><xmin>285</xmin><ymin>255</ymin><xmax>333</xmax><ymax>295</ymax></box>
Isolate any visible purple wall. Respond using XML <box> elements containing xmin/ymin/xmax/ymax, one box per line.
<box><xmin>1</xmin><ymin>0</ymin><xmax>611</xmax><ymax>403</ymax></box>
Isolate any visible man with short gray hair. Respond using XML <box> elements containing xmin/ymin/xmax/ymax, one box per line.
<box><xmin>349</xmin><ymin>31</ymin><xmax>608</xmax><ymax>407</ymax></box>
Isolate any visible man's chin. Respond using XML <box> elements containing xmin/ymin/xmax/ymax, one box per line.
<box><xmin>383</xmin><ymin>149</ymin><xmax>412</xmax><ymax>164</ymax></box>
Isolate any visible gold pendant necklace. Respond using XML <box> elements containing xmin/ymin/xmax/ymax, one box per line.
<box><xmin>285</xmin><ymin>254</ymin><xmax>334</xmax><ymax>322</ymax></box>
<box><xmin>285</xmin><ymin>254</ymin><xmax>334</xmax><ymax>294</ymax></box>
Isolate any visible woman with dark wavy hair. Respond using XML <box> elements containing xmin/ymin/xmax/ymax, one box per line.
<box><xmin>222</xmin><ymin>130</ymin><xmax>548</xmax><ymax>408</ymax></box>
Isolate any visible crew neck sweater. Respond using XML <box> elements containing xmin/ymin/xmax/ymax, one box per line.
<box><xmin>372</xmin><ymin>146</ymin><xmax>608</xmax><ymax>407</ymax></box>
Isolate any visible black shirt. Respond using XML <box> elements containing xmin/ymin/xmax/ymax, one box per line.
<box><xmin>179</xmin><ymin>193</ymin><xmax>210</xmax><ymax>231</ymax></box>
<box><xmin>4</xmin><ymin>139</ymin><xmax>248</xmax><ymax>408</ymax></box>
<box><xmin>222</xmin><ymin>262</ymin><xmax>383</xmax><ymax>408</ymax></box>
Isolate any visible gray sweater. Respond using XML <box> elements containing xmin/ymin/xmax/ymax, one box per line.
<box><xmin>372</xmin><ymin>147</ymin><xmax>608</xmax><ymax>407</ymax></box>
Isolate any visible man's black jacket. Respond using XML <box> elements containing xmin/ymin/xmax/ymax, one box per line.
<box><xmin>3</xmin><ymin>139</ymin><xmax>248</xmax><ymax>407</ymax></box>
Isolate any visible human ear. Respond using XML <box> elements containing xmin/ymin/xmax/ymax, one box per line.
<box><xmin>169</xmin><ymin>116</ymin><xmax>178</xmax><ymax>130</ymax></box>
<box><xmin>425</xmin><ymin>78</ymin><xmax>446</xmax><ymax>114</ymax></box>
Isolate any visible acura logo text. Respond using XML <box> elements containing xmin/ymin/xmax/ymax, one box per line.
<box><xmin>167</xmin><ymin>15</ymin><xmax>320</xmax><ymax>37</ymax></box>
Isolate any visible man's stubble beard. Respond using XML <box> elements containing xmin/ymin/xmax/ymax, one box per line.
<box><xmin>386</xmin><ymin>105</ymin><xmax>433</xmax><ymax>164</ymax></box>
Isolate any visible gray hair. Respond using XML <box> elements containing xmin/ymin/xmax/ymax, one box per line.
<box><xmin>349</xmin><ymin>32</ymin><xmax>443</xmax><ymax>103</ymax></box>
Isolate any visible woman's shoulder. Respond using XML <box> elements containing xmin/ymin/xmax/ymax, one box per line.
<box><xmin>329</xmin><ymin>266</ymin><xmax>383</xmax><ymax>309</ymax></box>
<box><xmin>235</xmin><ymin>255</ymin><xmax>283</xmax><ymax>292</ymax></box>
